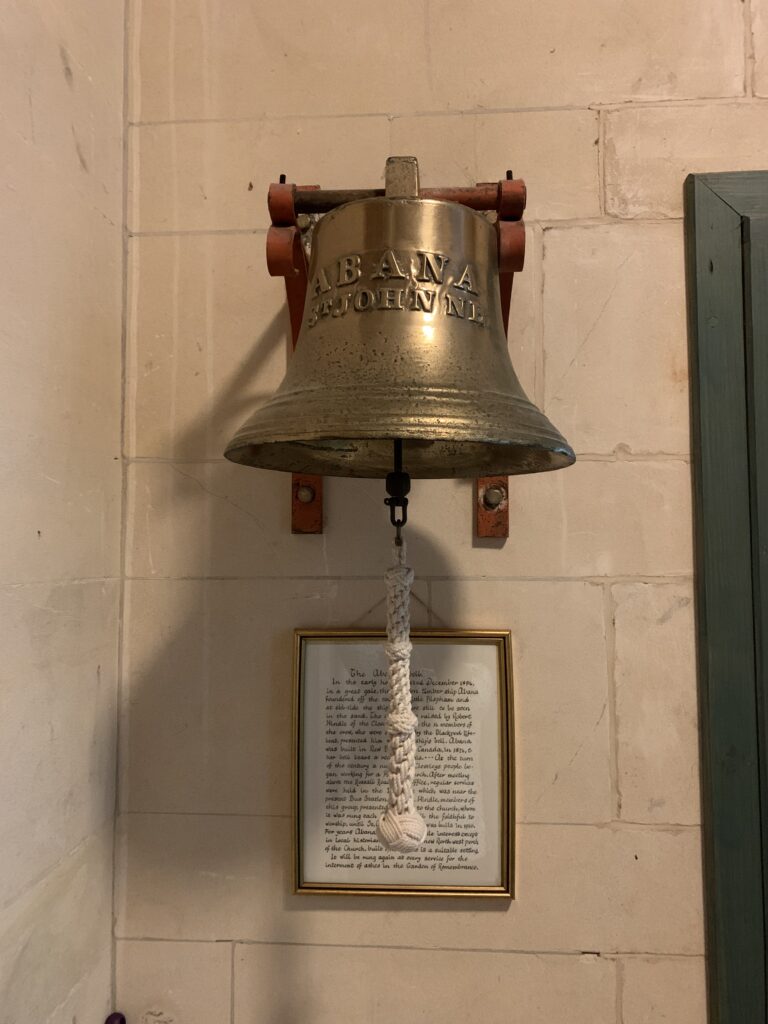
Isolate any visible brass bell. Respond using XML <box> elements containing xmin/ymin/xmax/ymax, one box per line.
<box><xmin>225</xmin><ymin>157</ymin><xmax>575</xmax><ymax>479</ymax></box>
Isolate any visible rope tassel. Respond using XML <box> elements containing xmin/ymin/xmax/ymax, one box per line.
<box><xmin>376</xmin><ymin>541</ymin><xmax>428</xmax><ymax>852</ymax></box>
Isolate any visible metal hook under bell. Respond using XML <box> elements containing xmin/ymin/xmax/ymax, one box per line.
<box><xmin>384</xmin><ymin>439</ymin><xmax>410</xmax><ymax>544</ymax></box>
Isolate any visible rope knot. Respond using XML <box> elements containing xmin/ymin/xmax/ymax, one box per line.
<box><xmin>386</xmin><ymin>709</ymin><xmax>417</xmax><ymax>736</ymax></box>
<box><xmin>384</xmin><ymin>639</ymin><xmax>412</xmax><ymax>665</ymax></box>
<box><xmin>377</xmin><ymin>808</ymin><xmax>428</xmax><ymax>853</ymax></box>
<box><xmin>385</xmin><ymin>564</ymin><xmax>414</xmax><ymax>591</ymax></box>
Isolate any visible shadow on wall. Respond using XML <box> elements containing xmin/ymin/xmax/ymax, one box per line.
<box><xmin>121</xmin><ymin>303</ymin><xmax>511</xmax><ymax>1023</ymax></box>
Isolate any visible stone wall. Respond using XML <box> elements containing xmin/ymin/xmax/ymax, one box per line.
<box><xmin>117</xmin><ymin>2</ymin><xmax>768</xmax><ymax>1020</ymax></box>
<box><xmin>0</xmin><ymin>2</ymin><xmax>124</xmax><ymax>1020</ymax></box>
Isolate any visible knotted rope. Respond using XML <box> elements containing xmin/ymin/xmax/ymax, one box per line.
<box><xmin>376</xmin><ymin>541</ymin><xmax>428</xmax><ymax>852</ymax></box>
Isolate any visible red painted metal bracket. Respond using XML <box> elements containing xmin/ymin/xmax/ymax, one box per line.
<box><xmin>266</xmin><ymin>182</ymin><xmax>324</xmax><ymax>534</ymax></box>
<box><xmin>291</xmin><ymin>473</ymin><xmax>323</xmax><ymax>534</ymax></box>
<box><xmin>265</xmin><ymin>172</ymin><xmax>527</xmax><ymax>539</ymax></box>
<box><xmin>475</xmin><ymin>174</ymin><xmax>527</xmax><ymax>539</ymax></box>
<box><xmin>475</xmin><ymin>475</ymin><xmax>510</xmax><ymax>539</ymax></box>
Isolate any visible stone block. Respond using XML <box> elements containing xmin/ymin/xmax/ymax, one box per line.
<box><xmin>0</xmin><ymin>581</ymin><xmax>119</xmax><ymax>908</ymax></box>
<box><xmin>129</xmin><ymin>0</ymin><xmax>434</xmax><ymax>121</ymax></box>
<box><xmin>605</xmin><ymin>104</ymin><xmax>768</xmax><ymax>218</ymax></box>
<box><xmin>621</xmin><ymin>955</ymin><xmax>707</xmax><ymax>1023</ymax></box>
<box><xmin>614</xmin><ymin>582</ymin><xmax>700</xmax><ymax>824</ymax></box>
<box><xmin>0</xmin><ymin>831</ymin><xmax>113</xmax><ymax>1023</ymax></box>
<box><xmin>0</xmin><ymin>118</ymin><xmax>122</xmax><ymax>585</ymax></box>
<box><xmin>543</xmin><ymin>223</ymin><xmax>688</xmax><ymax>455</ymax></box>
<box><xmin>117</xmin><ymin>940</ymin><xmax>232</xmax><ymax>1024</ymax></box>
<box><xmin>427</xmin><ymin>0</ymin><xmax>743</xmax><ymax>109</ymax></box>
<box><xmin>234</xmin><ymin>943</ymin><xmax>615</xmax><ymax>1024</ymax></box>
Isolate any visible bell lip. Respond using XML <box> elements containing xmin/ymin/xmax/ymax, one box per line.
<box><xmin>316</xmin><ymin>194</ymin><xmax>495</xmax><ymax>234</ymax></box>
<box><xmin>223</xmin><ymin>387</ymin><xmax>577</xmax><ymax>478</ymax></box>
<box><xmin>224</xmin><ymin>434</ymin><xmax>576</xmax><ymax>479</ymax></box>
<box><xmin>224</xmin><ymin>391</ymin><xmax>574</xmax><ymax>451</ymax></box>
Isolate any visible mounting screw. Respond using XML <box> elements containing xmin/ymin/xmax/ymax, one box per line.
<box><xmin>483</xmin><ymin>485</ymin><xmax>506</xmax><ymax>510</ymax></box>
<box><xmin>296</xmin><ymin>213</ymin><xmax>311</xmax><ymax>230</ymax></box>
<box><xmin>296</xmin><ymin>484</ymin><xmax>316</xmax><ymax>504</ymax></box>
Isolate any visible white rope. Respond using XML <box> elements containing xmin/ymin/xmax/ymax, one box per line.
<box><xmin>376</xmin><ymin>540</ymin><xmax>428</xmax><ymax>852</ymax></box>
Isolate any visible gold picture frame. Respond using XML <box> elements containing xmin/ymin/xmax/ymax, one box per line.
<box><xmin>293</xmin><ymin>629</ymin><xmax>514</xmax><ymax>897</ymax></box>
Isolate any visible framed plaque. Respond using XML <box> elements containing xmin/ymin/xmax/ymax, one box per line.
<box><xmin>293</xmin><ymin>629</ymin><xmax>514</xmax><ymax>897</ymax></box>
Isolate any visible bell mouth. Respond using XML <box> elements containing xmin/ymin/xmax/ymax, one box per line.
<box><xmin>225</xmin><ymin>436</ymin><xmax>575</xmax><ymax>479</ymax></box>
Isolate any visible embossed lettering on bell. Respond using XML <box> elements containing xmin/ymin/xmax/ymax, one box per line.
<box><xmin>225</xmin><ymin>158</ymin><xmax>575</xmax><ymax>479</ymax></box>
<box><xmin>306</xmin><ymin>248</ymin><xmax>486</xmax><ymax>328</ymax></box>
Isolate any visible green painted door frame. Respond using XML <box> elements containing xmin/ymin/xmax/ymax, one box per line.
<box><xmin>685</xmin><ymin>171</ymin><xmax>768</xmax><ymax>1022</ymax></box>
